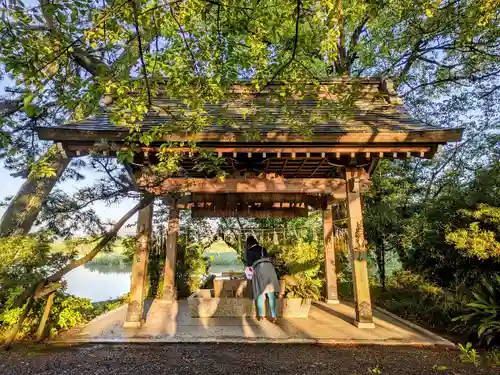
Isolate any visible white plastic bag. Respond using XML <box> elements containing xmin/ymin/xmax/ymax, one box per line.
<box><xmin>245</xmin><ymin>266</ymin><xmax>253</xmax><ymax>280</ymax></box>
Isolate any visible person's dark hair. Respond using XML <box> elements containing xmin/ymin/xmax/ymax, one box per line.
<box><xmin>246</xmin><ymin>235</ymin><xmax>258</xmax><ymax>247</ymax></box>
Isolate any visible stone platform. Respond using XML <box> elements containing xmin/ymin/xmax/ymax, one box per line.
<box><xmin>55</xmin><ymin>300</ymin><xmax>454</xmax><ymax>347</ymax></box>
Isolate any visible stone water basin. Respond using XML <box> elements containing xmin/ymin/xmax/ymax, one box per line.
<box><xmin>188</xmin><ymin>279</ymin><xmax>311</xmax><ymax>318</ymax></box>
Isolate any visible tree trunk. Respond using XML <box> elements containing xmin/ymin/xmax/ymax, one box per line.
<box><xmin>3</xmin><ymin>282</ymin><xmax>45</xmax><ymax>350</ymax></box>
<box><xmin>376</xmin><ymin>241</ymin><xmax>387</xmax><ymax>291</ymax></box>
<box><xmin>381</xmin><ymin>242</ymin><xmax>387</xmax><ymax>290</ymax></box>
<box><xmin>0</xmin><ymin>145</ymin><xmax>70</xmax><ymax>237</ymax></box>
<box><xmin>35</xmin><ymin>292</ymin><xmax>55</xmax><ymax>342</ymax></box>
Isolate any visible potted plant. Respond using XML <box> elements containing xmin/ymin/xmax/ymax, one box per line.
<box><xmin>275</xmin><ymin>239</ymin><xmax>323</xmax><ymax>318</ymax></box>
<box><xmin>279</xmin><ymin>272</ymin><xmax>322</xmax><ymax>317</ymax></box>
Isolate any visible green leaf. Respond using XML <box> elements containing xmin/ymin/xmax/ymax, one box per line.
<box><xmin>466</xmin><ymin>302</ymin><xmax>488</xmax><ymax>310</ymax></box>
<box><xmin>58</xmin><ymin>12</ymin><xmax>67</xmax><ymax>24</ymax></box>
<box><xmin>24</xmin><ymin>104</ymin><xmax>37</xmax><ymax>117</ymax></box>
<box><xmin>71</xmin><ymin>8</ymin><xmax>78</xmax><ymax>23</ymax></box>
<box><xmin>23</xmin><ymin>94</ymin><xmax>34</xmax><ymax>108</ymax></box>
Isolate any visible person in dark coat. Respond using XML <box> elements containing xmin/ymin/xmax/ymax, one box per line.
<box><xmin>245</xmin><ymin>236</ymin><xmax>280</xmax><ymax>322</ymax></box>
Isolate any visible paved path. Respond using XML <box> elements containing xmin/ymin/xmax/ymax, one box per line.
<box><xmin>57</xmin><ymin>300</ymin><xmax>453</xmax><ymax>347</ymax></box>
<box><xmin>0</xmin><ymin>343</ymin><xmax>494</xmax><ymax>375</ymax></box>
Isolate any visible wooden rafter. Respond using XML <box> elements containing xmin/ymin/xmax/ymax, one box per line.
<box><xmin>311</xmin><ymin>158</ymin><xmax>327</xmax><ymax>176</ymax></box>
<box><xmin>280</xmin><ymin>157</ymin><xmax>289</xmax><ymax>175</ymax></box>
<box><xmin>295</xmin><ymin>159</ymin><xmax>308</xmax><ymax>177</ymax></box>
<box><xmin>263</xmin><ymin>159</ymin><xmax>269</xmax><ymax>173</ymax></box>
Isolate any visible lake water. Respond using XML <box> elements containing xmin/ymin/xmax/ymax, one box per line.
<box><xmin>64</xmin><ymin>266</ymin><xmax>131</xmax><ymax>302</ymax></box>
<box><xmin>64</xmin><ymin>249</ymin><xmax>244</xmax><ymax>302</ymax></box>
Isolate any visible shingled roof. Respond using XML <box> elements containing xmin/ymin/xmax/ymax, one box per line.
<box><xmin>37</xmin><ymin>78</ymin><xmax>462</xmax><ymax>145</ymax></box>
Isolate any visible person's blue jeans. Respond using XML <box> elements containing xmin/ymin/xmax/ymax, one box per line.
<box><xmin>256</xmin><ymin>292</ymin><xmax>277</xmax><ymax>318</ymax></box>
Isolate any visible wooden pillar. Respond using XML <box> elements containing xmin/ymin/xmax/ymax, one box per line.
<box><xmin>162</xmin><ymin>207</ymin><xmax>180</xmax><ymax>302</ymax></box>
<box><xmin>345</xmin><ymin>168</ymin><xmax>375</xmax><ymax>328</ymax></box>
<box><xmin>124</xmin><ymin>202</ymin><xmax>153</xmax><ymax>328</ymax></box>
<box><xmin>323</xmin><ymin>204</ymin><xmax>339</xmax><ymax>304</ymax></box>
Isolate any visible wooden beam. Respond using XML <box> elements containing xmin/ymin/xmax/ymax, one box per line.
<box><xmin>39</xmin><ymin>127</ymin><xmax>463</xmax><ymax>144</ymax></box>
<box><xmin>176</xmin><ymin>193</ymin><xmax>327</xmax><ymax>209</ymax></box>
<box><xmin>191</xmin><ymin>207</ymin><xmax>308</xmax><ymax>218</ymax></box>
<box><xmin>179</xmin><ymin>193</ymin><xmax>322</xmax><ymax>204</ymax></box>
<box><xmin>66</xmin><ymin>144</ymin><xmax>433</xmax><ymax>155</ymax></box>
<box><xmin>138</xmin><ymin>176</ymin><xmax>347</xmax><ymax>196</ymax></box>
<box><xmin>178</xmin><ymin>202</ymin><xmax>314</xmax><ymax>209</ymax></box>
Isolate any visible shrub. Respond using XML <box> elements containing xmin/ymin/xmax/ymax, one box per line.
<box><xmin>0</xmin><ymin>235</ymin><xmax>127</xmax><ymax>341</ymax></box>
<box><xmin>0</xmin><ymin>235</ymin><xmax>55</xmax><ymax>290</ymax></box>
<box><xmin>458</xmin><ymin>343</ymin><xmax>481</xmax><ymax>367</ymax></box>
<box><xmin>373</xmin><ymin>271</ymin><xmax>465</xmax><ymax>334</ymax></box>
<box><xmin>275</xmin><ymin>239</ymin><xmax>323</xmax><ymax>300</ymax></box>
<box><xmin>0</xmin><ymin>287</ymin><xmax>124</xmax><ymax>341</ymax></box>
<box><xmin>175</xmin><ymin>242</ymin><xmax>210</xmax><ymax>297</ymax></box>
<box><xmin>487</xmin><ymin>348</ymin><xmax>500</xmax><ymax>367</ymax></box>
<box><xmin>454</xmin><ymin>276</ymin><xmax>500</xmax><ymax>347</ymax></box>
<box><xmin>50</xmin><ymin>295</ymin><xmax>93</xmax><ymax>331</ymax></box>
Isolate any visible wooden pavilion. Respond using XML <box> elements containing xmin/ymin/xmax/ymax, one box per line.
<box><xmin>36</xmin><ymin>78</ymin><xmax>462</xmax><ymax>329</ymax></box>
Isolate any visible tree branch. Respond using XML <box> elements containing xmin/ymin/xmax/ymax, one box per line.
<box><xmin>0</xmin><ymin>100</ymin><xmax>23</xmax><ymax>118</ymax></box>
<box><xmin>398</xmin><ymin>38</ymin><xmax>423</xmax><ymax>82</ymax></box>
<box><xmin>336</xmin><ymin>4</ymin><xmax>347</xmax><ymax>73</ymax></box>
<box><xmin>37</xmin><ymin>0</ymin><xmax>133</xmax><ymax>77</ymax></box>
<box><xmin>170</xmin><ymin>6</ymin><xmax>197</xmax><ymax>71</ymax></box>
<box><xmin>346</xmin><ymin>14</ymin><xmax>370</xmax><ymax>70</ymax></box>
<box><xmin>480</xmin><ymin>85</ymin><xmax>500</xmax><ymax>99</ymax></box>
<box><xmin>403</xmin><ymin>68</ymin><xmax>500</xmax><ymax>96</ymax></box>
<box><xmin>416</xmin><ymin>56</ymin><xmax>462</xmax><ymax>69</ymax></box>
<box><xmin>261</xmin><ymin>0</ymin><xmax>301</xmax><ymax>87</ymax></box>
<box><xmin>132</xmin><ymin>0</ymin><xmax>152</xmax><ymax>107</ymax></box>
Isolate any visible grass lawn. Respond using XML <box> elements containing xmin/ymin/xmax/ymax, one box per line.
<box><xmin>50</xmin><ymin>237</ymin><xmax>131</xmax><ymax>269</ymax></box>
<box><xmin>204</xmin><ymin>239</ymin><xmax>239</xmax><ymax>253</ymax></box>
<box><xmin>50</xmin><ymin>237</ymin><xmax>128</xmax><ymax>255</ymax></box>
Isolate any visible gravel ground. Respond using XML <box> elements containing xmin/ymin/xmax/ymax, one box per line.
<box><xmin>0</xmin><ymin>343</ymin><xmax>496</xmax><ymax>375</ymax></box>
